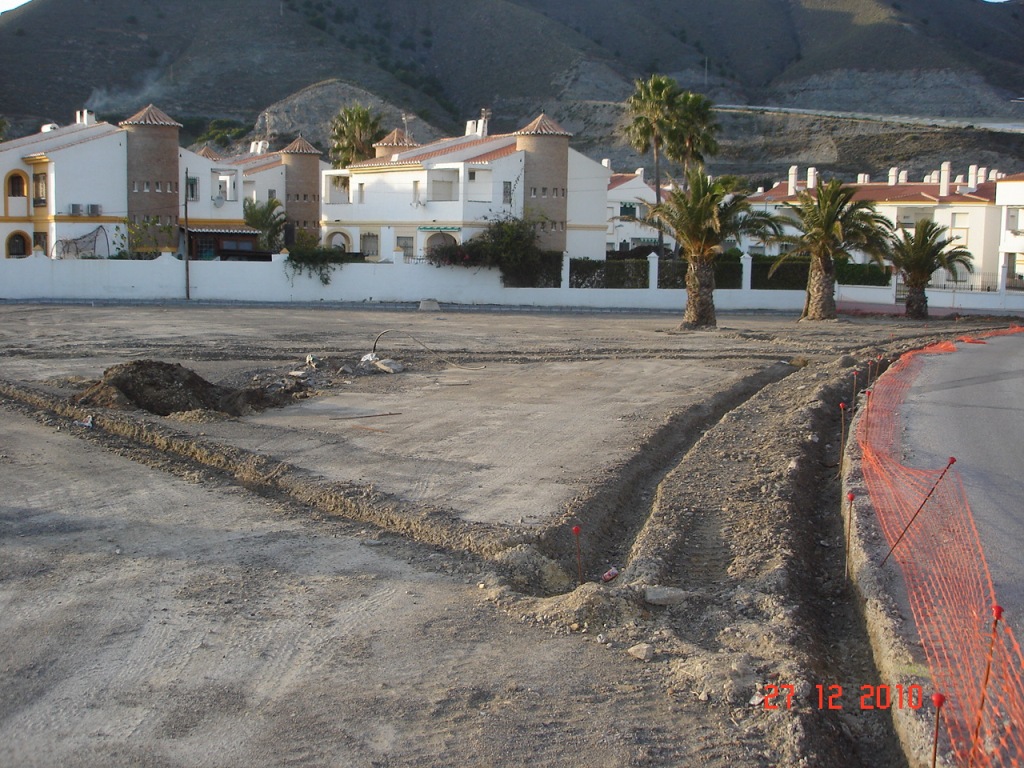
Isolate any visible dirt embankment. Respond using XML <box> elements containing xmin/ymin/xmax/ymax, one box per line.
<box><xmin>1</xmin><ymin>305</ymin><xmax>1015</xmax><ymax>766</ymax></box>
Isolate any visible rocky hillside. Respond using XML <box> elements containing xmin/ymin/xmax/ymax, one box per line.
<box><xmin>2</xmin><ymin>0</ymin><xmax>1023</xmax><ymax>179</ymax></box>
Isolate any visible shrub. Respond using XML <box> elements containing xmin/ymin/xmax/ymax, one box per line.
<box><xmin>284</xmin><ymin>245</ymin><xmax>364</xmax><ymax>285</ymax></box>
<box><xmin>424</xmin><ymin>216</ymin><xmax>562</xmax><ymax>288</ymax></box>
<box><xmin>836</xmin><ymin>260</ymin><xmax>892</xmax><ymax>286</ymax></box>
<box><xmin>570</xmin><ymin>259</ymin><xmax>648</xmax><ymax>289</ymax></box>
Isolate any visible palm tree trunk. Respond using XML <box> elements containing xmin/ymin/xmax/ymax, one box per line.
<box><xmin>681</xmin><ymin>258</ymin><xmax>717</xmax><ymax>328</ymax></box>
<box><xmin>904</xmin><ymin>285</ymin><xmax>929</xmax><ymax>320</ymax></box>
<box><xmin>653</xmin><ymin>140</ymin><xmax>664</xmax><ymax>256</ymax></box>
<box><xmin>802</xmin><ymin>257</ymin><xmax>837</xmax><ymax>320</ymax></box>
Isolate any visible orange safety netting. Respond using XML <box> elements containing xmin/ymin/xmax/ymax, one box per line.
<box><xmin>857</xmin><ymin>327</ymin><xmax>1024</xmax><ymax>767</ymax></box>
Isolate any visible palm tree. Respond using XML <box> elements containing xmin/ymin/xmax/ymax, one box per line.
<box><xmin>888</xmin><ymin>219</ymin><xmax>973</xmax><ymax>320</ymax></box>
<box><xmin>646</xmin><ymin>169</ymin><xmax>783</xmax><ymax>329</ymax></box>
<box><xmin>328</xmin><ymin>104</ymin><xmax>386</xmax><ymax>179</ymax></box>
<box><xmin>622</xmin><ymin>75</ymin><xmax>682</xmax><ymax>254</ymax></box>
<box><xmin>243</xmin><ymin>197</ymin><xmax>287</xmax><ymax>251</ymax></box>
<box><xmin>665</xmin><ymin>91</ymin><xmax>719</xmax><ymax>182</ymax></box>
<box><xmin>775</xmin><ymin>178</ymin><xmax>891</xmax><ymax>320</ymax></box>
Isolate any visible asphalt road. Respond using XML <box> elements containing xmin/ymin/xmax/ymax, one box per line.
<box><xmin>901</xmin><ymin>333</ymin><xmax>1024</xmax><ymax>640</ymax></box>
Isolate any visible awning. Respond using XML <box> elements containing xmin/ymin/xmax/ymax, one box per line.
<box><xmin>417</xmin><ymin>226</ymin><xmax>461</xmax><ymax>232</ymax></box>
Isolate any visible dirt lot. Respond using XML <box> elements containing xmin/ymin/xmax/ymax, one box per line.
<box><xmin>0</xmin><ymin>303</ymin><xmax>1013</xmax><ymax>767</ymax></box>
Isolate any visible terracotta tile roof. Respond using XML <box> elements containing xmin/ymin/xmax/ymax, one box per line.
<box><xmin>514</xmin><ymin>113</ymin><xmax>572</xmax><ymax>137</ymax></box>
<box><xmin>196</xmin><ymin>144</ymin><xmax>221</xmax><ymax>160</ymax></box>
<box><xmin>349</xmin><ymin>134</ymin><xmax>516</xmax><ymax>169</ymax></box>
<box><xmin>242</xmin><ymin>159</ymin><xmax>284</xmax><ymax>174</ymax></box>
<box><xmin>374</xmin><ymin>128</ymin><xmax>419</xmax><ymax>148</ymax></box>
<box><xmin>120</xmin><ymin>104</ymin><xmax>182</xmax><ymax>128</ymax></box>
<box><xmin>281</xmin><ymin>136</ymin><xmax>321</xmax><ymax>155</ymax></box>
<box><xmin>609</xmin><ymin>173</ymin><xmax>649</xmax><ymax>191</ymax></box>
<box><xmin>749</xmin><ymin>180</ymin><xmax>997</xmax><ymax>205</ymax></box>
<box><xmin>465</xmin><ymin>144</ymin><xmax>519</xmax><ymax>163</ymax></box>
<box><xmin>15</xmin><ymin>124</ymin><xmax>121</xmax><ymax>158</ymax></box>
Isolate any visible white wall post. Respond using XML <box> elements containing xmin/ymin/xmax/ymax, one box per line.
<box><xmin>647</xmin><ymin>250</ymin><xmax>659</xmax><ymax>290</ymax></box>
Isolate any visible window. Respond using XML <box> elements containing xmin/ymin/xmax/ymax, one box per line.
<box><xmin>531</xmin><ymin>187</ymin><xmax>537</xmax><ymax>198</ymax></box>
<box><xmin>168</xmin><ymin>181</ymin><xmax>174</xmax><ymax>193</ymax></box>
<box><xmin>503</xmin><ymin>181</ymin><xmax>512</xmax><ymax>204</ymax></box>
<box><xmin>32</xmin><ymin>173</ymin><xmax>47</xmax><ymax>206</ymax></box>
<box><xmin>542</xmin><ymin>187</ymin><xmax>548</xmax><ymax>198</ymax></box>
<box><xmin>186</xmin><ymin>177</ymin><xmax>199</xmax><ymax>202</ymax></box>
<box><xmin>619</xmin><ymin>203</ymin><xmax>637</xmax><ymax>218</ymax></box>
<box><xmin>360</xmin><ymin>232</ymin><xmax>379</xmax><ymax>257</ymax></box>
<box><xmin>155</xmin><ymin>181</ymin><xmax>162</xmax><ymax>193</ymax></box>
<box><xmin>412</xmin><ymin>180</ymin><xmax>420</xmax><ymax>203</ymax></box>
<box><xmin>144</xmin><ymin>181</ymin><xmax>150</xmax><ymax>192</ymax></box>
<box><xmin>468</xmin><ymin>171</ymin><xmax>477</xmax><ymax>181</ymax></box>
<box><xmin>303</xmin><ymin>194</ymin><xmax>309</xmax><ymax>202</ymax></box>
<box><xmin>268</xmin><ymin>189</ymin><xmax>277</xmax><ymax>201</ymax></box>
<box><xmin>33</xmin><ymin>232</ymin><xmax>47</xmax><ymax>252</ymax></box>
<box><xmin>951</xmin><ymin>212</ymin><xmax>969</xmax><ymax>245</ymax></box>
<box><xmin>358</xmin><ymin>183</ymin><xmax>365</xmax><ymax>204</ymax></box>
<box><xmin>7</xmin><ymin>233</ymin><xmax>29</xmax><ymax>257</ymax></box>
<box><xmin>8</xmin><ymin>175</ymin><xmax>26</xmax><ymax>197</ymax></box>
<box><xmin>397</xmin><ymin>236</ymin><xmax>414</xmax><ymax>261</ymax></box>
<box><xmin>132</xmin><ymin>181</ymin><xmax>138</xmax><ymax>193</ymax></box>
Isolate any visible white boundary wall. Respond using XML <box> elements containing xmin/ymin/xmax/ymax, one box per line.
<box><xmin>3</xmin><ymin>251</ymin><xmax>1024</xmax><ymax>315</ymax></box>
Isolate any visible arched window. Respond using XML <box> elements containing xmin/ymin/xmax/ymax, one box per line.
<box><xmin>8</xmin><ymin>175</ymin><xmax>26</xmax><ymax>197</ymax></box>
<box><xmin>7</xmin><ymin>233</ymin><xmax>29</xmax><ymax>257</ymax></box>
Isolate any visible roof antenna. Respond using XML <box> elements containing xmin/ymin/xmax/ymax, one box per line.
<box><xmin>401</xmin><ymin>112</ymin><xmax>415</xmax><ymax>142</ymax></box>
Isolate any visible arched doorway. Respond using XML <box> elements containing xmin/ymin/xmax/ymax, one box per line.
<box><xmin>426</xmin><ymin>232</ymin><xmax>457</xmax><ymax>253</ymax></box>
<box><xmin>327</xmin><ymin>231</ymin><xmax>352</xmax><ymax>251</ymax></box>
<box><xmin>6</xmin><ymin>232</ymin><xmax>29</xmax><ymax>258</ymax></box>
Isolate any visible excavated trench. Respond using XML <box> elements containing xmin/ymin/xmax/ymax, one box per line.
<box><xmin>0</xmin><ymin>352</ymin><xmax>907</xmax><ymax>765</ymax></box>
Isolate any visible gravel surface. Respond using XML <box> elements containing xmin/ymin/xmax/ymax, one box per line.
<box><xmin>1</xmin><ymin>303</ymin><xmax>1015</xmax><ymax>767</ymax></box>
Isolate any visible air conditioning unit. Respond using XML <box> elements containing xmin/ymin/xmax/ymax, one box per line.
<box><xmin>69</xmin><ymin>203</ymin><xmax>83</xmax><ymax>216</ymax></box>
<box><xmin>87</xmin><ymin>204</ymin><xmax>102</xmax><ymax>216</ymax></box>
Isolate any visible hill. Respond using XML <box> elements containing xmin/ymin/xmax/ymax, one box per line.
<box><xmin>2</xmin><ymin>0</ymin><xmax>1023</xmax><ymax>179</ymax></box>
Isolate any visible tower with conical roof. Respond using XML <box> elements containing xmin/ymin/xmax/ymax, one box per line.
<box><xmin>120</xmin><ymin>104</ymin><xmax>182</xmax><ymax>251</ymax></box>
<box><xmin>279</xmin><ymin>136</ymin><xmax>323</xmax><ymax>241</ymax></box>
<box><xmin>515</xmin><ymin>114</ymin><xmax>571</xmax><ymax>252</ymax></box>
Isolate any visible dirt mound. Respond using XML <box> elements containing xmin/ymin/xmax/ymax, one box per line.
<box><xmin>72</xmin><ymin>360</ymin><xmax>304</xmax><ymax>417</ymax></box>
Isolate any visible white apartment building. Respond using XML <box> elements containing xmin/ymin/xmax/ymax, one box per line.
<box><xmin>320</xmin><ymin>113</ymin><xmax>611</xmax><ymax>262</ymax></box>
<box><xmin>2</xmin><ymin>105</ymin><xmax>253</xmax><ymax>261</ymax></box>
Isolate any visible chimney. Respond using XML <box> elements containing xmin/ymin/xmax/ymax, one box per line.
<box><xmin>888</xmin><ymin>167</ymin><xmax>899</xmax><ymax>185</ymax></box>
<box><xmin>857</xmin><ymin>173</ymin><xmax>870</xmax><ymax>184</ymax></box>
<box><xmin>465</xmin><ymin>119</ymin><xmax>478</xmax><ymax>136</ymax></box>
<box><xmin>807</xmin><ymin>167</ymin><xmax>818</xmax><ymax>189</ymax></box>
<box><xmin>939</xmin><ymin>161</ymin><xmax>951</xmax><ymax>197</ymax></box>
<box><xmin>968</xmin><ymin>165</ymin><xmax>978</xmax><ymax>188</ymax></box>
<box><xmin>787</xmin><ymin>165</ymin><xmax>799</xmax><ymax>195</ymax></box>
<box><xmin>601</xmin><ymin>158</ymin><xmax>611</xmax><ymax>168</ymax></box>
<box><xmin>978</xmin><ymin>167</ymin><xmax>988</xmax><ymax>185</ymax></box>
<box><xmin>635</xmin><ymin>167</ymin><xmax>644</xmax><ymax>180</ymax></box>
<box><xmin>899</xmin><ymin>171</ymin><xmax>909</xmax><ymax>183</ymax></box>
<box><xmin>75</xmin><ymin>109</ymin><xmax>96</xmax><ymax>126</ymax></box>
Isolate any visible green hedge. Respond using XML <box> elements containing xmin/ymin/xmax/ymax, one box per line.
<box><xmin>836</xmin><ymin>261</ymin><xmax>892</xmax><ymax>286</ymax></box>
<box><xmin>569</xmin><ymin>258</ymin><xmax>649</xmax><ymax>289</ymax></box>
<box><xmin>656</xmin><ymin>257</ymin><xmax>743</xmax><ymax>290</ymax></box>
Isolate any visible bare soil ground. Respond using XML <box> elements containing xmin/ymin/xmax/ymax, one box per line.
<box><xmin>0</xmin><ymin>303</ymin><xmax>1013</xmax><ymax>767</ymax></box>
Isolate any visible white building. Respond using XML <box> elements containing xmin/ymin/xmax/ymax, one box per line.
<box><xmin>995</xmin><ymin>172</ymin><xmax>1024</xmax><ymax>289</ymax></box>
<box><xmin>746</xmin><ymin>163</ymin><xmax>1006</xmax><ymax>289</ymax></box>
<box><xmin>321</xmin><ymin>113</ymin><xmax>611</xmax><ymax>261</ymax></box>
<box><xmin>1</xmin><ymin>105</ymin><xmax>253</xmax><ymax>261</ymax></box>
<box><xmin>604</xmin><ymin>164</ymin><xmax>675</xmax><ymax>254</ymax></box>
